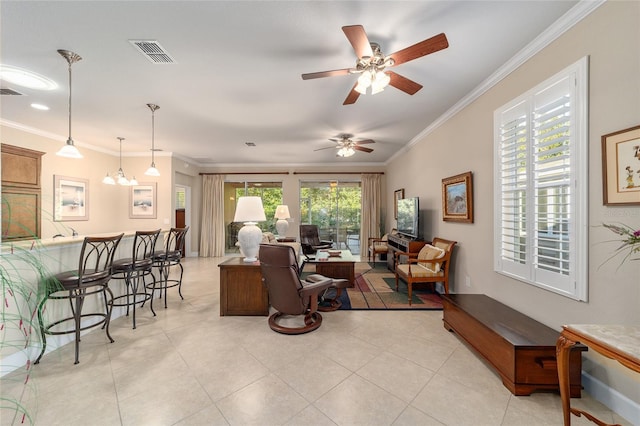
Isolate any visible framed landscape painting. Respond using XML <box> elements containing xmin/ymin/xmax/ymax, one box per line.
<box><xmin>442</xmin><ymin>171</ymin><xmax>473</xmax><ymax>223</ymax></box>
<box><xmin>54</xmin><ymin>175</ymin><xmax>89</xmax><ymax>221</ymax></box>
<box><xmin>602</xmin><ymin>125</ymin><xmax>640</xmax><ymax>205</ymax></box>
<box><xmin>130</xmin><ymin>183</ymin><xmax>157</xmax><ymax>218</ymax></box>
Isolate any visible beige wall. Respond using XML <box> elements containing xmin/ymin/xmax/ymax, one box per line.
<box><xmin>387</xmin><ymin>1</ymin><xmax>639</xmax><ymax>405</ymax></box>
<box><xmin>1</xmin><ymin>125</ymin><xmax>172</xmax><ymax>237</ymax></box>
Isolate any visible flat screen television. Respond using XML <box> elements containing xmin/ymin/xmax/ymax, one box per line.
<box><xmin>397</xmin><ymin>197</ymin><xmax>419</xmax><ymax>239</ymax></box>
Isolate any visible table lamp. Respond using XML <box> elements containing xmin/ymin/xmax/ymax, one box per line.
<box><xmin>233</xmin><ymin>196</ymin><xmax>266</xmax><ymax>262</ymax></box>
<box><xmin>274</xmin><ymin>205</ymin><xmax>290</xmax><ymax>237</ymax></box>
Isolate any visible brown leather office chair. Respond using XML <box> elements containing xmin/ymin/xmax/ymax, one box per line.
<box><xmin>299</xmin><ymin>224</ymin><xmax>333</xmax><ymax>257</ymax></box>
<box><xmin>259</xmin><ymin>244</ymin><xmax>335</xmax><ymax>334</ymax></box>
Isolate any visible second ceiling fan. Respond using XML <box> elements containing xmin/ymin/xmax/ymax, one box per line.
<box><xmin>302</xmin><ymin>25</ymin><xmax>449</xmax><ymax>105</ymax></box>
<box><xmin>315</xmin><ymin>135</ymin><xmax>375</xmax><ymax>157</ymax></box>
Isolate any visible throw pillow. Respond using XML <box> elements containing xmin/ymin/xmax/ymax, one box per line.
<box><xmin>417</xmin><ymin>244</ymin><xmax>446</xmax><ymax>273</ymax></box>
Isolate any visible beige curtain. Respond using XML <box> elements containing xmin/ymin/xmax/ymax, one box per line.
<box><xmin>360</xmin><ymin>174</ymin><xmax>381</xmax><ymax>257</ymax></box>
<box><xmin>200</xmin><ymin>174</ymin><xmax>226</xmax><ymax>257</ymax></box>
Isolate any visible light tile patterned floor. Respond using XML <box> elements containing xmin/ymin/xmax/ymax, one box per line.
<box><xmin>2</xmin><ymin>257</ymin><xmax>633</xmax><ymax>426</ymax></box>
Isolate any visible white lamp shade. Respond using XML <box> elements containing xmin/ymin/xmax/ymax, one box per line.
<box><xmin>233</xmin><ymin>196</ymin><xmax>266</xmax><ymax>223</ymax></box>
<box><xmin>274</xmin><ymin>205</ymin><xmax>290</xmax><ymax>219</ymax></box>
<box><xmin>56</xmin><ymin>142</ymin><xmax>83</xmax><ymax>158</ymax></box>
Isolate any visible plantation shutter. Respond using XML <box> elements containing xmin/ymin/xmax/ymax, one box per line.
<box><xmin>494</xmin><ymin>56</ymin><xmax>587</xmax><ymax>301</ymax></box>
<box><xmin>497</xmin><ymin>101</ymin><xmax>529</xmax><ymax>279</ymax></box>
<box><xmin>531</xmin><ymin>77</ymin><xmax>573</xmax><ymax>292</ymax></box>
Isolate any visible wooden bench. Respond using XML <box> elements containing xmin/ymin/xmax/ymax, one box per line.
<box><xmin>441</xmin><ymin>294</ymin><xmax>586</xmax><ymax>397</ymax></box>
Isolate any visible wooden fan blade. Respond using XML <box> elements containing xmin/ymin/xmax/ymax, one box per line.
<box><xmin>356</xmin><ymin>139</ymin><xmax>375</xmax><ymax>145</ymax></box>
<box><xmin>354</xmin><ymin>146</ymin><xmax>374</xmax><ymax>153</ymax></box>
<box><xmin>388</xmin><ymin>33</ymin><xmax>449</xmax><ymax>67</ymax></box>
<box><xmin>388</xmin><ymin>71</ymin><xmax>423</xmax><ymax>95</ymax></box>
<box><xmin>302</xmin><ymin>68</ymin><xmax>352</xmax><ymax>80</ymax></box>
<box><xmin>342</xmin><ymin>25</ymin><xmax>373</xmax><ymax>58</ymax></box>
<box><xmin>343</xmin><ymin>83</ymin><xmax>360</xmax><ymax>105</ymax></box>
<box><xmin>313</xmin><ymin>146</ymin><xmax>337</xmax><ymax>152</ymax></box>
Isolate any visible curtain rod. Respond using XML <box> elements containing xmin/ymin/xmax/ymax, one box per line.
<box><xmin>199</xmin><ymin>172</ymin><xmax>290</xmax><ymax>175</ymax></box>
<box><xmin>199</xmin><ymin>171</ymin><xmax>384</xmax><ymax>175</ymax></box>
<box><xmin>292</xmin><ymin>171</ymin><xmax>384</xmax><ymax>175</ymax></box>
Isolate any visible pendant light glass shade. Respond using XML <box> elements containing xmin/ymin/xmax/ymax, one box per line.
<box><xmin>102</xmin><ymin>173</ymin><xmax>116</xmax><ymax>185</ymax></box>
<box><xmin>144</xmin><ymin>103</ymin><xmax>161</xmax><ymax>176</ymax></box>
<box><xmin>56</xmin><ymin>49</ymin><xmax>83</xmax><ymax>159</ymax></box>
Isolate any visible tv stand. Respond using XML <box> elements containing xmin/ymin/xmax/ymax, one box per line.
<box><xmin>386</xmin><ymin>234</ymin><xmax>426</xmax><ymax>272</ymax></box>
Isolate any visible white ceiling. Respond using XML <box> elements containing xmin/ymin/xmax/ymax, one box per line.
<box><xmin>0</xmin><ymin>1</ymin><xmax>580</xmax><ymax>166</ymax></box>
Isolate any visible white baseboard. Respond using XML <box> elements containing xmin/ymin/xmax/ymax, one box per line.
<box><xmin>582</xmin><ymin>371</ymin><xmax>640</xmax><ymax>425</ymax></box>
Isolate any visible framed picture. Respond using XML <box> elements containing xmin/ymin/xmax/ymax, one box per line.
<box><xmin>394</xmin><ymin>188</ymin><xmax>404</xmax><ymax>219</ymax></box>
<box><xmin>129</xmin><ymin>183</ymin><xmax>157</xmax><ymax>218</ymax></box>
<box><xmin>54</xmin><ymin>175</ymin><xmax>89</xmax><ymax>221</ymax></box>
<box><xmin>442</xmin><ymin>171</ymin><xmax>473</xmax><ymax>223</ymax></box>
<box><xmin>602</xmin><ymin>125</ymin><xmax>640</xmax><ymax>205</ymax></box>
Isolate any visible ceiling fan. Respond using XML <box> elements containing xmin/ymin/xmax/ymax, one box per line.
<box><xmin>302</xmin><ymin>25</ymin><xmax>448</xmax><ymax>105</ymax></box>
<box><xmin>314</xmin><ymin>135</ymin><xmax>375</xmax><ymax>157</ymax></box>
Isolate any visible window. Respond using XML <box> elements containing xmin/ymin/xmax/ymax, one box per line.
<box><xmin>494</xmin><ymin>57</ymin><xmax>588</xmax><ymax>301</ymax></box>
<box><xmin>300</xmin><ymin>181</ymin><xmax>362</xmax><ymax>254</ymax></box>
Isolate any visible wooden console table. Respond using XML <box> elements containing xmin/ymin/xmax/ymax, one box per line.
<box><xmin>557</xmin><ymin>325</ymin><xmax>640</xmax><ymax>426</ymax></box>
<box><xmin>386</xmin><ymin>234</ymin><xmax>426</xmax><ymax>272</ymax></box>
<box><xmin>442</xmin><ymin>294</ymin><xmax>586</xmax><ymax>396</ymax></box>
<box><xmin>218</xmin><ymin>257</ymin><xmax>269</xmax><ymax>316</ymax></box>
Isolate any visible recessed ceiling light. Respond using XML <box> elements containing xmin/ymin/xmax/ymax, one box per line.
<box><xmin>30</xmin><ymin>103</ymin><xmax>50</xmax><ymax>111</ymax></box>
<box><xmin>0</xmin><ymin>65</ymin><xmax>58</xmax><ymax>90</ymax></box>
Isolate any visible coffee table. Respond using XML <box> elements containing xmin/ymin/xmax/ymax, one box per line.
<box><xmin>306</xmin><ymin>249</ymin><xmax>355</xmax><ymax>287</ymax></box>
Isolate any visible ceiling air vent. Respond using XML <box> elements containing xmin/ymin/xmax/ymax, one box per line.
<box><xmin>1</xmin><ymin>88</ymin><xmax>24</xmax><ymax>96</ymax></box>
<box><xmin>129</xmin><ymin>40</ymin><xmax>176</xmax><ymax>64</ymax></box>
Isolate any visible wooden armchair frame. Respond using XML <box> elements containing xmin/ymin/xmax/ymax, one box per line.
<box><xmin>394</xmin><ymin>237</ymin><xmax>457</xmax><ymax>305</ymax></box>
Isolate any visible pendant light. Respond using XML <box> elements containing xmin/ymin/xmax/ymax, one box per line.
<box><xmin>144</xmin><ymin>103</ymin><xmax>160</xmax><ymax>176</ymax></box>
<box><xmin>56</xmin><ymin>49</ymin><xmax>83</xmax><ymax>159</ymax></box>
<box><xmin>102</xmin><ymin>137</ymin><xmax>137</xmax><ymax>186</ymax></box>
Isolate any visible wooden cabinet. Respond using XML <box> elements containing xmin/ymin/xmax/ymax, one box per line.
<box><xmin>386</xmin><ymin>234</ymin><xmax>426</xmax><ymax>272</ymax></box>
<box><xmin>218</xmin><ymin>257</ymin><xmax>269</xmax><ymax>316</ymax></box>
<box><xmin>1</xmin><ymin>144</ymin><xmax>44</xmax><ymax>240</ymax></box>
<box><xmin>442</xmin><ymin>294</ymin><xmax>586</xmax><ymax>397</ymax></box>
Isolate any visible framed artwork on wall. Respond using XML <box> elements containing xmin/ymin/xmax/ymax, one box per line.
<box><xmin>602</xmin><ymin>125</ymin><xmax>640</xmax><ymax>205</ymax></box>
<box><xmin>394</xmin><ymin>188</ymin><xmax>404</xmax><ymax>219</ymax></box>
<box><xmin>129</xmin><ymin>182</ymin><xmax>157</xmax><ymax>219</ymax></box>
<box><xmin>54</xmin><ymin>175</ymin><xmax>89</xmax><ymax>221</ymax></box>
<box><xmin>442</xmin><ymin>171</ymin><xmax>473</xmax><ymax>223</ymax></box>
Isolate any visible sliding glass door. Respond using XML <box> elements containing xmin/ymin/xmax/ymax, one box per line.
<box><xmin>299</xmin><ymin>181</ymin><xmax>361</xmax><ymax>254</ymax></box>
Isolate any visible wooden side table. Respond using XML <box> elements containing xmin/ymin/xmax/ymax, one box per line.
<box><xmin>218</xmin><ymin>257</ymin><xmax>269</xmax><ymax>316</ymax></box>
<box><xmin>557</xmin><ymin>325</ymin><xmax>640</xmax><ymax>426</ymax></box>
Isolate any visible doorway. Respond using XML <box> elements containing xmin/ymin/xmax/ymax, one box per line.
<box><xmin>175</xmin><ymin>185</ymin><xmax>191</xmax><ymax>257</ymax></box>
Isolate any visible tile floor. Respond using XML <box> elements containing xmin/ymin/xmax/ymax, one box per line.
<box><xmin>2</xmin><ymin>257</ymin><xmax>633</xmax><ymax>426</ymax></box>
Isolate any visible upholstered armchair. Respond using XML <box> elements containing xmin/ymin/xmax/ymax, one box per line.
<box><xmin>368</xmin><ymin>228</ymin><xmax>396</xmax><ymax>263</ymax></box>
<box><xmin>394</xmin><ymin>237</ymin><xmax>457</xmax><ymax>305</ymax></box>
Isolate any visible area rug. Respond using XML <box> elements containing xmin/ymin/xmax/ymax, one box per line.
<box><xmin>310</xmin><ymin>262</ymin><xmax>443</xmax><ymax>311</ymax></box>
